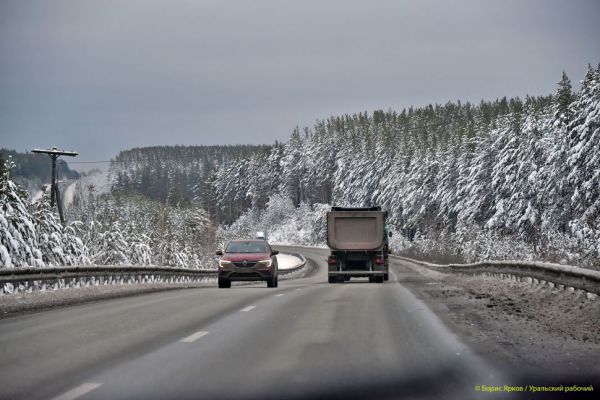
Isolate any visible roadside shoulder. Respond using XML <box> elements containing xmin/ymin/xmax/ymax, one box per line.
<box><xmin>391</xmin><ymin>258</ymin><xmax>600</xmax><ymax>379</ymax></box>
<box><xmin>0</xmin><ymin>282</ymin><xmax>212</xmax><ymax>319</ymax></box>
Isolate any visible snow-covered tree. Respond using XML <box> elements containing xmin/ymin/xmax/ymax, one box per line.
<box><xmin>1</xmin><ymin>158</ymin><xmax>88</xmax><ymax>268</ymax></box>
<box><xmin>210</xmin><ymin>66</ymin><xmax>599</xmax><ymax>268</ymax></box>
<box><xmin>0</xmin><ymin>158</ymin><xmax>41</xmax><ymax>268</ymax></box>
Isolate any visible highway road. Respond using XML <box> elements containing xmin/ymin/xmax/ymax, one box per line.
<box><xmin>0</xmin><ymin>246</ymin><xmax>505</xmax><ymax>400</ymax></box>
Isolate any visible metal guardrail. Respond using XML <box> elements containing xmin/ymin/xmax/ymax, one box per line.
<box><xmin>0</xmin><ymin>265</ymin><xmax>215</xmax><ymax>294</ymax></box>
<box><xmin>391</xmin><ymin>255</ymin><xmax>600</xmax><ymax>295</ymax></box>
<box><xmin>0</xmin><ymin>254</ymin><xmax>307</xmax><ymax>294</ymax></box>
<box><xmin>0</xmin><ymin>265</ymin><xmax>216</xmax><ymax>283</ymax></box>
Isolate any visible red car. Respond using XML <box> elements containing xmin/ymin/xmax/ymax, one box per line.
<box><xmin>216</xmin><ymin>240</ymin><xmax>279</xmax><ymax>288</ymax></box>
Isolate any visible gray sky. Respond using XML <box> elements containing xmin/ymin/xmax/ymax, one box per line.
<box><xmin>1</xmin><ymin>0</ymin><xmax>599</xmax><ymax>167</ymax></box>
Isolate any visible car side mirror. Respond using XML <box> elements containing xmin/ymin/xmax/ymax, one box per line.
<box><xmin>272</xmin><ymin>250</ymin><xmax>279</xmax><ymax>256</ymax></box>
<box><xmin>388</xmin><ymin>231</ymin><xmax>393</xmax><ymax>238</ymax></box>
<box><xmin>215</xmin><ymin>250</ymin><xmax>223</xmax><ymax>256</ymax></box>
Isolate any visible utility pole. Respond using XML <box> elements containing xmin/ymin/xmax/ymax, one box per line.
<box><xmin>31</xmin><ymin>147</ymin><xmax>78</xmax><ymax>224</ymax></box>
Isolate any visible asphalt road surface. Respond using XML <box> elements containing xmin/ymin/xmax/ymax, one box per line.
<box><xmin>0</xmin><ymin>246</ymin><xmax>506</xmax><ymax>400</ymax></box>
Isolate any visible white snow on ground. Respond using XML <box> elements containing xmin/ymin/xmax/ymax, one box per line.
<box><xmin>62</xmin><ymin>180</ymin><xmax>77</xmax><ymax>208</ymax></box>
<box><xmin>62</xmin><ymin>169</ymin><xmax>109</xmax><ymax>208</ymax></box>
<box><xmin>80</xmin><ymin>169</ymin><xmax>109</xmax><ymax>193</ymax></box>
<box><xmin>29</xmin><ymin>169</ymin><xmax>108</xmax><ymax>207</ymax></box>
<box><xmin>276</xmin><ymin>253</ymin><xmax>303</xmax><ymax>270</ymax></box>
<box><xmin>30</xmin><ymin>184</ymin><xmax>50</xmax><ymax>203</ymax></box>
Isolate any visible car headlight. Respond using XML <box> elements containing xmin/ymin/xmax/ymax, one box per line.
<box><xmin>219</xmin><ymin>260</ymin><xmax>233</xmax><ymax>267</ymax></box>
<box><xmin>257</xmin><ymin>259</ymin><xmax>272</xmax><ymax>267</ymax></box>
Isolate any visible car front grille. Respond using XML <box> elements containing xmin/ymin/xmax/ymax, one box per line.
<box><xmin>233</xmin><ymin>261</ymin><xmax>257</xmax><ymax>268</ymax></box>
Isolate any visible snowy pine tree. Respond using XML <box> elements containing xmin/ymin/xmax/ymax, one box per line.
<box><xmin>0</xmin><ymin>158</ymin><xmax>41</xmax><ymax>268</ymax></box>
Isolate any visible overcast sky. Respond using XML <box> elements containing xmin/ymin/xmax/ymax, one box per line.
<box><xmin>1</xmin><ymin>0</ymin><xmax>599</xmax><ymax>166</ymax></box>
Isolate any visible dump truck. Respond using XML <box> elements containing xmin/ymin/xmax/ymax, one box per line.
<box><xmin>326</xmin><ymin>206</ymin><xmax>391</xmax><ymax>284</ymax></box>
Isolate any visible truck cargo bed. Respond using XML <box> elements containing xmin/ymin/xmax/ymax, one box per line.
<box><xmin>326</xmin><ymin>211</ymin><xmax>385</xmax><ymax>251</ymax></box>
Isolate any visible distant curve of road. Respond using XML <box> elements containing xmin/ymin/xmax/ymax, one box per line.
<box><xmin>0</xmin><ymin>246</ymin><xmax>507</xmax><ymax>400</ymax></box>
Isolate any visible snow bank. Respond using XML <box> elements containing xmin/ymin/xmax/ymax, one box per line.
<box><xmin>276</xmin><ymin>253</ymin><xmax>304</xmax><ymax>270</ymax></box>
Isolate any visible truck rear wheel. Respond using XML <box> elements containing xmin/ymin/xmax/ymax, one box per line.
<box><xmin>328</xmin><ymin>276</ymin><xmax>337</xmax><ymax>284</ymax></box>
<box><xmin>375</xmin><ymin>275</ymin><xmax>384</xmax><ymax>283</ymax></box>
<box><xmin>384</xmin><ymin>273</ymin><xmax>389</xmax><ymax>281</ymax></box>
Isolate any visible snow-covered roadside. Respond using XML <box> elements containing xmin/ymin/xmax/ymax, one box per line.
<box><xmin>396</xmin><ymin>261</ymin><xmax>600</xmax><ymax>376</ymax></box>
<box><xmin>58</xmin><ymin>169</ymin><xmax>109</xmax><ymax>208</ymax></box>
<box><xmin>0</xmin><ymin>282</ymin><xmax>213</xmax><ymax>318</ymax></box>
<box><xmin>276</xmin><ymin>253</ymin><xmax>304</xmax><ymax>270</ymax></box>
<box><xmin>62</xmin><ymin>180</ymin><xmax>78</xmax><ymax>208</ymax></box>
<box><xmin>30</xmin><ymin>184</ymin><xmax>50</xmax><ymax>203</ymax></box>
<box><xmin>392</xmin><ymin>255</ymin><xmax>600</xmax><ymax>296</ymax></box>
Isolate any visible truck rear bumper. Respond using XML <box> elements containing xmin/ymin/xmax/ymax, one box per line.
<box><xmin>328</xmin><ymin>270</ymin><xmax>384</xmax><ymax>276</ymax></box>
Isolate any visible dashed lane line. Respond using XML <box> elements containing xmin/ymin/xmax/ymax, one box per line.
<box><xmin>240</xmin><ymin>305</ymin><xmax>256</xmax><ymax>312</ymax></box>
<box><xmin>50</xmin><ymin>383</ymin><xmax>102</xmax><ymax>400</ymax></box>
<box><xmin>180</xmin><ymin>331</ymin><xmax>210</xmax><ymax>343</ymax></box>
<box><xmin>275</xmin><ymin>293</ymin><xmax>285</xmax><ymax>297</ymax></box>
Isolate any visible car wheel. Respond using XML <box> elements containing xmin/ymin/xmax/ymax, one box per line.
<box><xmin>267</xmin><ymin>277</ymin><xmax>274</xmax><ymax>288</ymax></box>
<box><xmin>218</xmin><ymin>278</ymin><xmax>231</xmax><ymax>288</ymax></box>
<box><xmin>274</xmin><ymin>275</ymin><xmax>278</xmax><ymax>288</ymax></box>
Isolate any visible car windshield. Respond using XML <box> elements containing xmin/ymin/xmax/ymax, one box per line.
<box><xmin>225</xmin><ymin>241</ymin><xmax>268</xmax><ymax>253</ymax></box>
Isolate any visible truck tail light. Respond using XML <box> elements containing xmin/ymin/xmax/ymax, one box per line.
<box><xmin>375</xmin><ymin>257</ymin><xmax>385</xmax><ymax>265</ymax></box>
<box><xmin>327</xmin><ymin>257</ymin><xmax>337</xmax><ymax>265</ymax></box>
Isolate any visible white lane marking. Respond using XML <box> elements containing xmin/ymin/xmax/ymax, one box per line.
<box><xmin>51</xmin><ymin>383</ymin><xmax>102</xmax><ymax>400</ymax></box>
<box><xmin>180</xmin><ymin>331</ymin><xmax>210</xmax><ymax>343</ymax></box>
<box><xmin>240</xmin><ymin>305</ymin><xmax>256</xmax><ymax>312</ymax></box>
<box><xmin>275</xmin><ymin>293</ymin><xmax>285</xmax><ymax>297</ymax></box>
<box><xmin>295</xmin><ymin>288</ymin><xmax>302</xmax><ymax>291</ymax></box>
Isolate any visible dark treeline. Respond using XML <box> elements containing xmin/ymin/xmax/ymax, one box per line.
<box><xmin>108</xmin><ymin>144</ymin><xmax>269</xmax><ymax>207</ymax></box>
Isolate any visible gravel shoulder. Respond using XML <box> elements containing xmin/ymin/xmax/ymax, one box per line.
<box><xmin>393</xmin><ymin>258</ymin><xmax>600</xmax><ymax>385</ymax></box>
